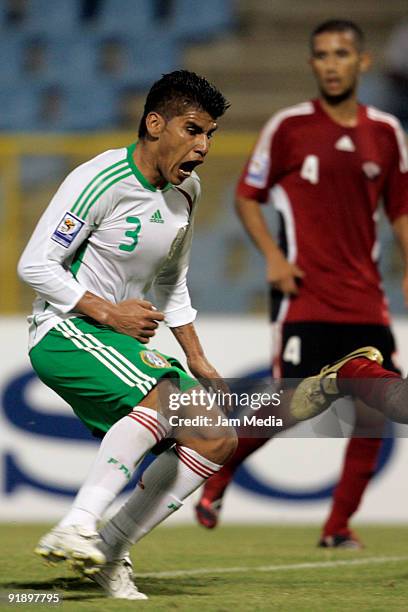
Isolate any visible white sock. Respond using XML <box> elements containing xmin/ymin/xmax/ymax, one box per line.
<box><xmin>99</xmin><ymin>445</ymin><xmax>221</xmax><ymax>560</ymax></box>
<box><xmin>58</xmin><ymin>407</ymin><xmax>170</xmax><ymax>530</ymax></box>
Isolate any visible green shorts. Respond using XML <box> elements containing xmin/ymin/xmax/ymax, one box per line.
<box><xmin>29</xmin><ymin>316</ymin><xmax>198</xmax><ymax>435</ymax></box>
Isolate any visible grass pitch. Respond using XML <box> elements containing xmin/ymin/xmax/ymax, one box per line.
<box><xmin>1</xmin><ymin>524</ymin><xmax>408</xmax><ymax>611</ymax></box>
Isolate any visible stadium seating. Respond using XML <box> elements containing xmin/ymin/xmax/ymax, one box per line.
<box><xmin>90</xmin><ymin>0</ymin><xmax>153</xmax><ymax>36</ymax></box>
<box><xmin>0</xmin><ymin>0</ymin><xmax>233</xmax><ymax>132</ymax></box>
<box><xmin>0</xmin><ymin>84</ymin><xmax>38</xmax><ymax>131</ymax></box>
<box><xmin>10</xmin><ymin>0</ymin><xmax>82</xmax><ymax>34</ymax></box>
<box><xmin>0</xmin><ymin>35</ymin><xmax>24</xmax><ymax>82</ymax></box>
<box><xmin>170</xmin><ymin>0</ymin><xmax>234</xmax><ymax>43</ymax></box>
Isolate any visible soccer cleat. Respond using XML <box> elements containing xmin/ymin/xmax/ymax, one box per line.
<box><xmin>318</xmin><ymin>533</ymin><xmax>363</xmax><ymax>550</ymax></box>
<box><xmin>90</xmin><ymin>556</ymin><xmax>148</xmax><ymax>600</ymax></box>
<box><xmin>290</xmin><ymin>346</ymin><xmax>383</xmax><ymax>421</ymax></box>
<box><xmin>34</xmin><ymin>525</ymin><xmax>106</xmax><ymax>573</ymax></box>
<box><xmin>194</xmin><ymin>497</ymin><xmax>223</xmax><ymax>529</ymax></box>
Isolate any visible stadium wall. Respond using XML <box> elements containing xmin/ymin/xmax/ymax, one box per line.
<box><xmin>1</xmin><ymin>315</ymin><xmax>408</xmax><ymax>524</ymax></box>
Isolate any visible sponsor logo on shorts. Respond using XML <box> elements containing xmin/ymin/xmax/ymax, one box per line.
<box><xmin>51</xmin><ymin>212</ymin><xmax>84</xmax><ymax>248</ymax></box>
<box><xmin>140</xmin><ymin>350</ymin><xmax>170</xmax><ymax>369</ymax></box>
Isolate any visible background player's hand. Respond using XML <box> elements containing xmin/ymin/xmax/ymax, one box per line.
<box><xmin>108</xmin><ymin>299</ymin><xmax>165</xmax><ymax>343</ymax></box>
<box><xmin>266</xmin><ymin>250</ymin><xmax>304</xmax><ymax>295</ymax></box>
<box><xmin>187</xmin><ymin>356</ymin><xmax>233</xmax><ymax>414</ymax></box>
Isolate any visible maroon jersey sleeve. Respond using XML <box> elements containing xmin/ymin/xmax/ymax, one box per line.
<box><xmin>376</xmin><ymin>114</ymin><xmax>408</xmax><ymax>222</ymax></box>
<box><xmin>236</xmin><ymin>113</ymin><xmax>288</xmax><ymax>203</ymax></box>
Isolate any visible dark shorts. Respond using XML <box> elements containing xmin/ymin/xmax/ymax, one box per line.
<box><xmin>275</xmin><ymin>322</ymin><xmax>399</xmax><ymax>383</ymax></box>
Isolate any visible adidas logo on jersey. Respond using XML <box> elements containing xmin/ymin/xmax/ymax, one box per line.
<box><xmin>335</xmin><ymin>135</ymin><xmax>355</xmax><ymax>152</ymax></box>
<box><xmin>150</xmin><ymin>210</ymin><xmax>164</xmax><ymax>223</ymax></box>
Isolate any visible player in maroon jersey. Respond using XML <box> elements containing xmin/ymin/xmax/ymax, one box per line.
<box><xmin>195</xmin><ymin>19</ymin><xmax>408</xmax><ymax>547</ymax></box>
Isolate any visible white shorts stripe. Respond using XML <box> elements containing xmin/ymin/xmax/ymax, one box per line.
<box><xmin>62</xmin><ymin>320</ymin><xmax>151</xmax><ymax>394</ymax></box>
<box><xmin>64</xmin><ymin>320</ymin><xmax>155</xmax><ymax>394</ymax></box>
<box><xmin>66</xmin><ymin>319</ymin><xmax>157</xmax><ymax>386</ymax></box>
<box><xmin>56</xmin><ymin>322</ymin><xmax>137</xmax><ymax>388</ymax></box>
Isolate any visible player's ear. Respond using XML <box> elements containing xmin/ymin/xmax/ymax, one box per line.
<box><xmin>145</xmin><ymin>112</ymin><xmax>166</xmax><ymax>139</ymax></box>
<box><xmin>359</xmin><ymin>51</ymin><xmax>372</xmax><ymax>73</ymax></box>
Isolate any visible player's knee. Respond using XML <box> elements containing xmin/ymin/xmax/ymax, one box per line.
<box><xmin>202</xmin><ymin>428</ymin><xmax>238</xmax><ymax>465</ymax></box>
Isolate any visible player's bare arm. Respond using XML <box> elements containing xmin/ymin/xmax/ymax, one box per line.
<box><xmin>392</xmin><ymin>214</ymin><xmax>408</xmax><ymax>307</ymax></box>
<box><xmin>171</xmin><ymin>322</ymin><xmax>231</xmax><ymax>407</ymax></box>
<box><xmin>171</xmin><ymin>322</ymin><xmax>220</xmax><ymax>380</ymax></box>
<box><xmin>235</xmin><ymin>195</ymin><xmax>304</xmax><ymax>294</ymax></box>
<box><xmin>75</xmin><ymin>291</ymin><xmax>164</xmax><ymax>343</ymax></box>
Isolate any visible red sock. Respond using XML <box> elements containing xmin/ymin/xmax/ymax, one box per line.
<box><xmin>201</xmin><ymin>437</ymin><xmax>268</xmax><ymax>502</ymax></box>
<box><xmin>322</xmin><ymin>437</ymin><xmax>382</xmax><ymax>537</ymax></box>
<box><xmin>338</xmin><ymin>358</ymin><xmax>400</xmax><ymax>410</ymax></box>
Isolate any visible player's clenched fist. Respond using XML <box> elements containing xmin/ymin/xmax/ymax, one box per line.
<box><xmin>108</xmin><ymin>299</ymin><xmax>165</xmax><ymax>342</ymax></box>
<box><xmin>75</xmin><ymin>292</ymin><xmax>165</xmax><ymax>343</ymax></box>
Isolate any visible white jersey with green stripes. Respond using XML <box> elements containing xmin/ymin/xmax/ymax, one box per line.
<box><xmin>18</xmin><ymin>143</ymin><xmax>200</xmax><ymax>349</ymax></box>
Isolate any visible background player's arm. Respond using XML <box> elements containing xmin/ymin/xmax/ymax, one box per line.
<box><xmin>235</xmin><ymin>113</ymin><xmax>303</xmax><ymax>295</ymax></box>
<box><xmin>235</xmin><ymin>195</ymin><xmax>304</xmax><ymax>294</ymax></box>
<box><xmin>392</xmin><ymin>214</ymin><xmax>408</xmax><ymax>306</ymax></box>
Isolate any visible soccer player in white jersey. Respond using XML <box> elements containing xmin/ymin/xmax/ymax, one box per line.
<box><xmin>18</xmin><ymin>70</ymin><xmax>236</xmax><ymax>600</ymax></box>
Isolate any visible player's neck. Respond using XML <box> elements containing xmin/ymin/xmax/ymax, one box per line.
<box><xmin>319</xmin><ymin>96</ymin><xmax>359</xmax><ymax>128</ymax></box>
<box><xmin>133</xmin><ymin>141</ymin><xmax>168</xmax><ymax>189</ymax></box>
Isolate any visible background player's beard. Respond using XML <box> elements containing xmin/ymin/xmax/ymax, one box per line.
<box><xmin>320</xmin><ymin>86</ymin><xmax>355</xmax><ymax>106</ymax></box>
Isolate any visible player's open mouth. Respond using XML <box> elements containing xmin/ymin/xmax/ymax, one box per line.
<box><xmin>178</xmin><ymin>160</ymin><xmax>202</xmax><ymax>178</ymax></box>
<box><xmin>325</xmin><ymin>77</ymin><xmax>341</xmax><ymax>87</ymax></box>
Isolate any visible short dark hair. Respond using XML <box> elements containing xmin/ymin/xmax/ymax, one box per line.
<box><xmin>311</xmin><ymin>19</ymin><xmax>365</xmax><ymax>52</ymax></box>
<box><xmin>138</xmin><ymin>70</ymin><xmax>230</xmax><ymax>139</ymax></box>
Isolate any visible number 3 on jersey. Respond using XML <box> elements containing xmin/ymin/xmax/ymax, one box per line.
<box><xmin>300</xmin><ymin>155</ymin><xmax>319</xmax><ymax>185</ymax></box>
<box><xmin>119</xmin><ymin>216</ymin><xmax>141</xmax><ymax>252</ymax></box>
<box><xmin>282</xmin><ymin>336</ymin><xmax>301</xmax><ymax>365</ymax></box>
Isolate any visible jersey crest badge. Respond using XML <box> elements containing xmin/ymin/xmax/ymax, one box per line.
<box><xmin>362</xmin><ymin>161</ymin><xmax>381</xmax><ymax>180</ymax></box>
<box><xmin>335</xmin><ymin>135</ymin><xmax>355</xmax><ymax>152</ymax></box>
<box><xmin>140</xmin><ymin>350</ymin><xmax>170</xmax><ymax>369</ymax></box>
<box><xmin>51</xmin><ymin>212</ymin><xmax>84</xmax><ymax>248</ymax></box>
